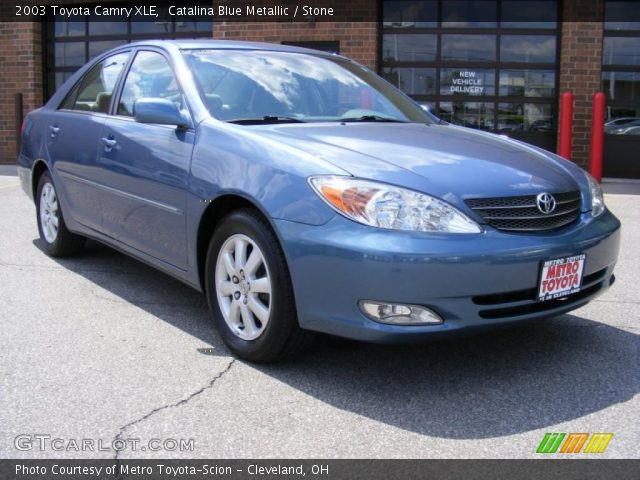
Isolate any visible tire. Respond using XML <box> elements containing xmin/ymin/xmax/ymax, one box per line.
<box><xmin>36</xmin><ymin>170</ymin><xmax>86</xmax><ymax>257</ymax></box>
<box><xmin>205</xmin><ymin>208</ymin><xmax>313</xmax><ymax>363</ymax></box>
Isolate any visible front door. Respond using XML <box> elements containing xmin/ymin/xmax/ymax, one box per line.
<box><xmin>97</xmin><ymin>50</ymin><xmax>194</xmax><ymax>269</ymax></box>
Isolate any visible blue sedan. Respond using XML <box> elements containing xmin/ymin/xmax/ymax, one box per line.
<box><xmin>17</xmin><ymin>40</ymin><xmax>620</xmax><ymax>362</ymax></box>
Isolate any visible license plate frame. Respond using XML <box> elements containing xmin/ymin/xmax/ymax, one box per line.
<box><xmin>538</xmin><ymin>254</ymin><xmax>586</xmax><ymax>302</ymax></box>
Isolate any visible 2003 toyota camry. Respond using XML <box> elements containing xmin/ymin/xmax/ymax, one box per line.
<box><xmin>17</xmin><ymin>40</ymin><xmax>620</xmax><ymax>362</ymax></box>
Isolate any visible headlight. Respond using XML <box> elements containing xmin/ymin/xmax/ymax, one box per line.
<box><xmin>584</xmin><ymin>171</ymin><xmax>605</xmax><ymax>217</ymax></box>
<box><xmin>309</xmin><ymin>176</ymin><xmax>481</xmax><ymax>233</ymax></box>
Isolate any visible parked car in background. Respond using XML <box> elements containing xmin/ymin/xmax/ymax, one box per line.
<box><xmin>484</xmin><ymin>117</ymin><xmax>524</xmax><ymax>132</ymax></box>
<box><xmin>605</xmin><ymin>117</ymin><xmax>639</xmax><ymax>126</ymax></box>
<box><xmin>495</xmin><ymin>118</ymin><xmax>524</xmax><ymax>132</ymax></box>
<box><xmin>530</xmin><ymin>119</ymin><xmax>553</xmax><ymax>132</ymax></box>
<box><xmin>17</xmin><ymin>40</ymin><xmax>621</xmax><ymax>362</ymax></box>
<box><xmin>605</xmin><ymin>118</ymin><xmax>640</xmax><ymax>134</ymax></box>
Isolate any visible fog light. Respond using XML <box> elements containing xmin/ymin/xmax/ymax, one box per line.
<box><xmin>359</xmin><ymin>301</ymin><xmax>443</xmax><ymax>325</ymax></box>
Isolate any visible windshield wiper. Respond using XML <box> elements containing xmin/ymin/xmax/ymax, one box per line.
<box><xmin>339</xmin><ymin>115</ymin><xmax>408</xmax><ymax>123</ymax></box>
<box><xmin>227</xmin><ymin>116</ymin><xmax>306</xmax><ymax>125</ymax></box>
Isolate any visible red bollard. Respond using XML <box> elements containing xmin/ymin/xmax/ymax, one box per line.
<box><xmin>558</xmin><ymin>92</ymin><xmax>573</xmax><ymax>160</ymax></box>
<box><xmin>590</xmin><ymin>92</ymin><xmax>606</xmax><ymax>183</ymax></box>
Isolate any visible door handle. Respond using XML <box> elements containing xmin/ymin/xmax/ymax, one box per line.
<box><xmin>101</xmin><ymin>137</ymin><xmax>118</xmax><ymax>152</ymax></box>
<box><xmin>49</xmin><ymin>126</ymin><xmax>60</xmax><ymax>137</ymax></box>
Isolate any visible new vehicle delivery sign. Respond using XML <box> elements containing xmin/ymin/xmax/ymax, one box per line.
<box><xmin>538</xmin><ymin>254</ymin><xmax>586</xmax><ymax>301</ymax></box>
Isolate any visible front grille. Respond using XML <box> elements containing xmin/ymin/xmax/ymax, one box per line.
<box><xmin>477</xmin><ymin>282</ymin><xmax>604</xmax><ymax>319</ymax></box>
<box><xmin>472</xmin><ymin>268</ymin><xmax>608</xmax><ymax>319</ymax></box>
<box><xmin>472</xmin><ymin>268</ymin><xmax>607</xmax><ymax>307</ymax></box>
<box><xmin>465</xmin><ymin>191</ymin><xmax>582</xmax><ymax>232</ymax></box>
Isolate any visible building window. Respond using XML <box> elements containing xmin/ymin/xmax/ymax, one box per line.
<box><xmin>499</xmin><ymin>69</ymin><xmax>555</xmax><ymax>97</ymax></box>
<box><xmin>603</xmin><ymin>37</ymin><xmax>640</xmax><ymax>66</ymax></box>
<box><xmin>382</xmin><ymin>34</ymin><xmax>437</xmax><ymax>61</ymax></box>
<box><xmin>442</xmin><ymin>0</ymin><xmax>497</xmax><ymax>28</ymax></box>
<box><xmin>383</xmin><ymin>0</ymin><xmax>438</xmax><ymax>28</ymax></box>
<box><xmin>603</xmin><ymin>1</ymin><xmax>640</xmax><ymax>124</ymax></box>
<box><xmin>604</xmin><ymin>0</ymin><xmax>640</xmax><ymax>31</ymax></box>
<box><xmin>44</xmin><ymin>3</ymin><xmax>213</xmax><ymax>99</ymax></box>
<box><xmin>380</xmin><ymin>0</ymin><xmax>559</xmax><ymax>149</ymax></box>
<box><xmin>602</xmin><ymin>0</ymin><xmax>640</xmax><ymax>178</ymax></box>
<box><xmin>500</xmin><ymin>35</ymin><xmax>556</xmax><ymax>63</ymax></box>
<box><xmin>441</xmin><ymin>34</ymin><xmax>497</xmax><ymax>62</ymax></box>
<box><xmin>383</xmin><ymin>67</ymin><xmax>437</xmax><ymax>95</ymax></box>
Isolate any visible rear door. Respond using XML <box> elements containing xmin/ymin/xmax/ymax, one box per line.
<box><xmin>98</xmin><ymin>49</ymin><xmax>194</xmax><ymax>269</ymax></box>
<box><xmin>46</xmin><ymin>52</ymin><xmax>130</xmax><ymax>230</ymax></box>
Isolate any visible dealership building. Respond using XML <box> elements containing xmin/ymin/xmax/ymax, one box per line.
<box><xmin>1</xmin><ymin>0</ymin><xmax>639</xmax><ymax>178</ymax></box>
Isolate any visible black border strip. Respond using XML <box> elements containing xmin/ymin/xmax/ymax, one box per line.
<box><xmin>3</xmin><ymin>459</ymin><xmax>640</xmax><ymax>480</ymax></box>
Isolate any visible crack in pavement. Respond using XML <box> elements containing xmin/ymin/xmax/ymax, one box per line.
<box><xmin>113</xmin><ymin>358</ymin><xmax>236</xmax><ymax>461</ymax></box>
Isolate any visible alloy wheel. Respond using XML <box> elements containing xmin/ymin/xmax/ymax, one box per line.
<box><xmin>39</xmin><ymin>182</ymin><xmax>59</xmax><ymax>243</ymax></box>
<box><xmin>215</xmin><ymin>233</ymin><xmax>273</xmax><ymax>340</ymax></box>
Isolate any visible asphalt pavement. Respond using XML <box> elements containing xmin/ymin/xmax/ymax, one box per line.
<box><xmin>0</xmin><ymin>166</ymin><xmax>638</xmax><ymax>459</ymax></box>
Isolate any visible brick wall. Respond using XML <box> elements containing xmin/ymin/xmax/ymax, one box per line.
<box><xmin>557</xmin><ymin>0</ymin><xmax>605</xmax><ymax>169</ymax></box>
<box><xmin>212</xmin><ymin>21</ymin><xmax>378</xmax><ymax>70</ymax></box>
<box><xmin>0</xmin><ymin>18</ymin><xmax>42</xmax><ymax>164</ymax></box>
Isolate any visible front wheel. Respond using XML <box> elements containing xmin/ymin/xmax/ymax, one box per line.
<box><xmin>205</xmin><ymin>209</ymin><xmax>312</xmax><ymax>363</ymax></box>
<box><xmin>36</xmin><ymin>170</ymin><xmax>85</xmax><ymax>257</ymax></box>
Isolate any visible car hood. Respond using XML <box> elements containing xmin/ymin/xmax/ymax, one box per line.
<box><xmin>251</xmin><ymin>122</ymin><xmax>581</xmax><ymax>201</ymax></box>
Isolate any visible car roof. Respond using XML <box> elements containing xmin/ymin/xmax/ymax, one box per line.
<box><xmin>43</xmin><ymin>39</ymin><xmax>347</xmax><ymax>113</ymax></box>
<box><xmin>126</xmin><ymin>39</ymin><xmax>341</xmax><ymax>58</ymax></box>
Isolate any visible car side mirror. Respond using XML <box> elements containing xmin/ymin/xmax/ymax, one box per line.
<box><xmin>134</xmin><ymin>98</ymin><xmax>190</xmax><ymax>129</ymax></box>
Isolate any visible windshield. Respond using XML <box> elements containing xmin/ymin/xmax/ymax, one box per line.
<box><xmin>182</xmin><ymin>49</ymin><xmax>434</xmax><ymax>124</ymax></box>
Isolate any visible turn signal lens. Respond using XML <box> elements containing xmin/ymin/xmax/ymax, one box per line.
<box><xmin>584</xmin><ymin>171</ymin><xmax>605</xmax><ymax>217</ymax></box>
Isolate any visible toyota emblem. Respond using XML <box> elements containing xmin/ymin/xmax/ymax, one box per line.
<box><xmin>536</xmin><ymin>192</ymin><xmax>556</xmax><ymax>214</ymax></box>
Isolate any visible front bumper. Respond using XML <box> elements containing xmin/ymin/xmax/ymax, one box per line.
<box><xmin>275</xmin><ymin>210</ymin><xmax>621</xmax><ymax>342</ymax></box>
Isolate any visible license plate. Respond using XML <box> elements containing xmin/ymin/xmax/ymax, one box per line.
<box><xmin>538</xmin><ymin>254</ymin><xmax>586</xmax><ymax>302</ymax></box>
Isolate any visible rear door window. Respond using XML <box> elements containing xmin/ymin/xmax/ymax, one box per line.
<box><xmin>65</xmin><ymin>52</ymin><xmax>130</xmax><ymax>113</ymax></box>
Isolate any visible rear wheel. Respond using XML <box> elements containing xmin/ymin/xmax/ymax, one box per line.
<box><xmin>36</xmin><ymin>170</ymin><xmax>85</xmax><ymax>257</ymax></box>
<box><xmin>205</xmin><ymin>208</ymin><xmax>312</xmax><ymax>363</ymax></box>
